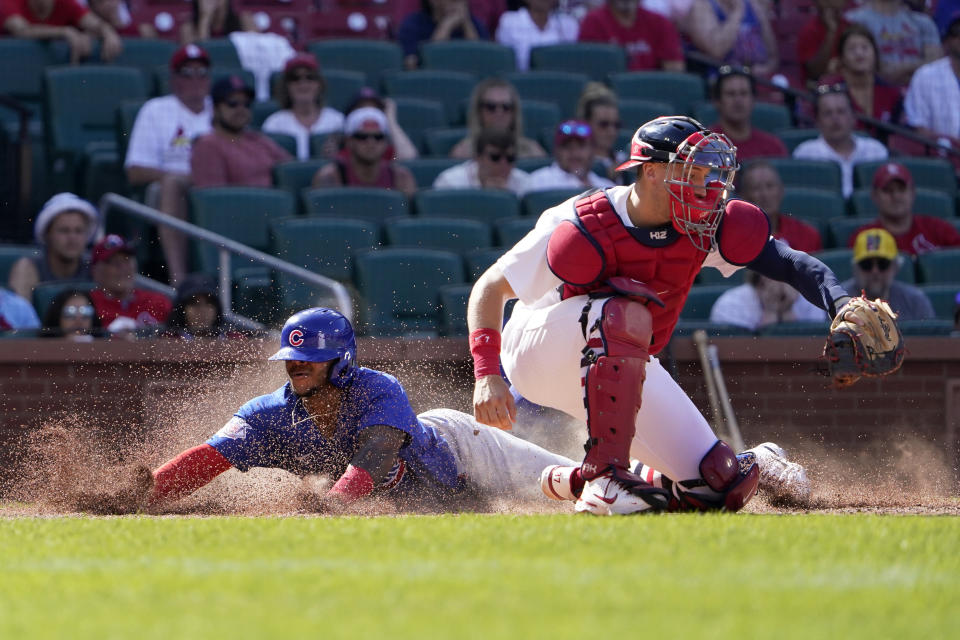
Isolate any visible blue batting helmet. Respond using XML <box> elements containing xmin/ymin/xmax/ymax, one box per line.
<box><xmin>269</xmin><ymin>308</ymin><xmax>356</xmax><ymax>386</ymax></box>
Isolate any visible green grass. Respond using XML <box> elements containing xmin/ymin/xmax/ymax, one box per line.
<box><xmin>0</xmin><ymin>514</ymin><xmax>957</xmax><ymax>639</ymax></box>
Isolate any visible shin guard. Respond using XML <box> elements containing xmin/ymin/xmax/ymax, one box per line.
<box><xmin>672</xmin><ymin>441</ymin><xmax>760</xmax><ymax>512</ymax></box>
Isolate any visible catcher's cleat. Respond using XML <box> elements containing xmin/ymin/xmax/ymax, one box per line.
<box><xmin>540</xmin><ymin>465</ymin><xmax>581</xmax><ymax>501</ymax></box>
<box><xmin>746</xmin><ymin>442</ymin><xmax>811</xmax><ymax>506</ymax></box>
<box><xmin>574</xmin><ymin>468</ymin><xmax>670</xmax><ymax>515</ymax></box>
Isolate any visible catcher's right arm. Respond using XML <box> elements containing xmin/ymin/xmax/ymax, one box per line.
<box><xmin>821</xmin><ymin>295</ymin><xmax>905</xmax><ymax>388</ymax></box>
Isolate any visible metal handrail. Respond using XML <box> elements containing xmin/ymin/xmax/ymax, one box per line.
<box><xmin>99</xmin><ymin>193</ymin><xmax>353</xmax><ymax>321</ymax></box>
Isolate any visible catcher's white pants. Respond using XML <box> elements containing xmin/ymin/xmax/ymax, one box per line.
<box><xmin>418</xmin><ymin>408</ymin><xmax>575</xmax><ymax>501</ymax></box>
<box><xmin>501</xmin><ymin>295</ymin><xmax>720</xmax><ymax>483</ymax></box>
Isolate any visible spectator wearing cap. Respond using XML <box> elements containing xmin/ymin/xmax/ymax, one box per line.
<box><xmin>524</xmin><ymin>120</ymin><xmax>613</xmax><ymax>193</ymax></box>
<box><xmin>1</xmin><ymin>0</ymin><xmax>123</xmax><ymax>63</ymax></box>
<box><xmin>434</xmin><ymin>127</ymin><xmax>531</xmax><ymax>195</ymax></box>
<box><xmin>179</xmin><ymin>0</ymin><xmax>254</xmax><ymax>44</ymax></box>
<box><xmin>8</xmin><ymin>193</ymin><xmax>99</xmax><ymax>301</ymax></box>
<box><xmin>578</xmin><ymin>0</ymin><xmax>685</xmax><ymax>72</ymax></box>
<box><xmin>850</xmin><ymin>162</ymin><xmax>960</xmax><ymax>256</ymax></box>
<box><xmin>126</xmin><ymin>44</ymin><xmax>214</xmax><ymax>286</ymax></box>
<box><xmin>904</xmin><ymin>13</ymin><xmax>960</xmax><ymax>148</ymax></box>
<box><xmin>450</xmin><ymin>78</ymin><xmax>545</xmax><ymax>160</ymax></box>
<box><xmin>191</xmin><ymin>75</ymin><xmax>293</xmax><ymax>189</ymax></box>
<box><xmin>707</xmin><ymin>66</ymin><xmax>787</xmax><ymax>161</ymax></box>
<box><xmin>738</xmin><ymin>161</ymin><xmax>822</xmax><ymax>253</ymax></box>
<box><xmin>846</xmin><ymin>0</ymin><xmax>941</xmax><ymax>86</ymax></box>
<box><xmin>792</xmin><ymin>87</ymin><xmax>887</xmax><ymax>197</ymax></box>
<box><xmin>343</xmin><ymin>87</ymin><xmax>419</xmax><ymax>161</ymax></box>
<box><xmin>398</xmin><ymin>0</ymin><xmax>490</xmax><ymax>70</ymax></box>
<box><xmin>261</xmin><ymin>53</ymin><xmax>345</xmax><ymax>161</ymax></box>
<box><xmin>311</xmin><ymin>107</ymin><xmax>417</xmax><ymax>198</ymax></box>
<box><xmin>842</xmin><ymin>228</ymin><xmax>934</xmax><ymax>321</ymax></box>
<box><xmin>89</xmin><ymin>234</ymin><xmax>172</xmax><ymax>329</ymax></box>
<box><xmin>495</xmin><ymin>0</ymin><xmax>579</xmax><ymax>71</ymax></box>
<box><xmin>0</xmin><ymin>287</ymin><xmax>40</xmax><ymax>332</ymax></box>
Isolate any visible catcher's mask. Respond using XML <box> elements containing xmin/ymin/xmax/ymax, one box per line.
<box><xmin>617</xmin><ymin>116</ymin><xmax>739</xmax><ymax>252</ymax></box>
<box><xmin>270</xmin><ymin>307</ymin><xmax>356</xmax><ymax>388</ymax></box>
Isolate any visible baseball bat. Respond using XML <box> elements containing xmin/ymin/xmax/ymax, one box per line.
<box><xmin>706</xmin><ymin>342</ymin><xmax>746</xmax><ymax>453</ymax></box>
<box><xmin>692</xmin><ymin>329</ymin><xmax>725</xmax><ymax>436</ymax></box>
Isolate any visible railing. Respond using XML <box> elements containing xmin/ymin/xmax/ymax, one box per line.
<box><xmin>99</xmin><ymin>193</ymin><xmax>353</xmax><ymax>322</ymax></box>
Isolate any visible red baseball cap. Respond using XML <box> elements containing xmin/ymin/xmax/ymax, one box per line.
<box><xmin>284</xmin><ymin>53</ymin><xmax>319</xmax><ymax>75</ymax></box>
<box><xmin>92</xmin><ymin>234</ymin><xmax>136</xmax><ymax>264</ymax></box>
<box><xmin>170</xmin><ymin>44</ymin><xmax>211</xmax><ymax>72</ymax></box>
<box><xmin>872</xmin><ymin>162</ymin><xmax>914</xmax><ymax>190</ymax></box>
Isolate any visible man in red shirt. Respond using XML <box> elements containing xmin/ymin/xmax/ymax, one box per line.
<box><xmin>796</xmin><ymin>0</ymin><xmax>850</xmax><ymax>86</ymax></box>
<box><xmin>850</xmin><ymin>162</ymin><xmax>960</xmax><ymax>255</ymax></box>
<box><xmin>190</xmin><ymin>75</ymin><xmax>292</xmax><ymax>189</ymax></box>
<box><xmin>738</xmin><ymin>160</ymin><xmax>823</xmax><ymax>253</ymax></box>
<box><xmin>578</xmin><ymin>0</ymin><xmax>685</xmax><ymax>71</ymax></box>
<box><xmin>89</xmin><ymin>234</ymin><xmax>172</xmax><ymax>330</ymax></box>
<box><xmin>1</xmin><ymin>0</ymin><xmax>122</xmax><ymax>63</ymax></box>
<box><xmin>708</xmin><ymin>66</ymin><xmax>788</xmax><ymax>161</ymax></box>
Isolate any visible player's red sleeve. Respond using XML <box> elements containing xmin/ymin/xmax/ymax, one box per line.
<box><xmin>150</xmin><ymin>443</ymin><xmax>233</xmax><ymax>505</ymax></box>
<box><xmin>327</xmin><ymin>464</ymin><xmax>375</xmax><ymax>504</ymax></box>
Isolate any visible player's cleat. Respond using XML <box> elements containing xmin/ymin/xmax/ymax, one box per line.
<box><xmin>540</xmin><ymin>465</ymin><xmax>580</xmax><ymax>501</ymax></box>
<box><xmin>574</xmin><ymin>469</ymin><xmax>670</xmax><ymax>515</ymax></box>
<box><xmin>746</xmin><ymin>442</ymin><xmax>812</xmax><ymax>506</ymax></box>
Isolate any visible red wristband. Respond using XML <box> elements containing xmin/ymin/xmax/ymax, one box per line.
<box><xmin>470</xmin><ymin>328</ymin><xmax>501</xmax><ymax>379</ymax></box>
<box><xmin>328</xmin><ymin>465</ymin><xmax>375</xmax><ymax>503</ymax></box>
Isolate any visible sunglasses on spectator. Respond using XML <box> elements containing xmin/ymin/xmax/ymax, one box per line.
<box><xmin>558</xmin><ymin>122</ymin><xmax>591</xmax><ymax>137</ymax></box>
<box><xmin>62</xmin><ymin>304</ymin><xmax>94</xmax><ymax>319</ymax></box>
<box><xmin>352</xmin><ymin>132</ymin><xmax>386</xmax><ymax>142</ymax></box>
<box><xmin>481</xmin><ymin>101</ymin><xmax>514</xmax><ymax>113</ymax></box>
<box><xmin>717</xmin><ymin>64</ymin><xmax>751</xmax><ymax>78</ymax></box>
<box><xmin>178</xmin><ymin>67</ymin><xmax>209</xmax><ymax>78</ymax></box>
<box><xmin>224</xmin><ymin>99</ymin><xmax>251</xmax><ymax>109</ymax></box>
<box><xmin>857</xmin><ymin>258</ymin><xmax>892</xmax><ymax>271</ymax></box>
<box><xmin>287</xmin><ymin>72</ymin><xmax>319</xmax><ymax>82</ymax></box>
<box><xmin>816</xmin><ymin>82</ymin><xmax>847</xmax><ymax>95</ymax></box>
<box><xmin>485</xmin><ymin>150</ymin><xmax>516</xmax><ymax>163</ymax></box>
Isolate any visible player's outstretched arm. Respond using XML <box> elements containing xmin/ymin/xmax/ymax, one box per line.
<box><xmin>467</xmin><ymin>265</ymin><xmax>517</xmax><ymax>430</ymax></box>
<box><xmin>149</xmin><ymin>444</ymin><xmax>233</xmax><ymax>506</ymax></box>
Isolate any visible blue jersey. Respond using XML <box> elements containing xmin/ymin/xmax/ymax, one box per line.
<box><xmin>206</xmin><ymin>367</ymin><xmax>459</xmax><ymax>490</ymax></box>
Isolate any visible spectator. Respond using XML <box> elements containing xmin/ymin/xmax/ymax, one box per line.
<box><xmin>8</xmin><ymin>192</ymin><xmax>99</xmax><ymax>302</ymax></box>
<box><xmin>164</xmin><ymin>274</ymin><xmax>237</xmax><ymax>339</ymax></box>
<box><xmin>708</xmin><ymin>271</ymin><xmax>827</xmax><ymax>330</ymax></box>
<box><xmin>450</xmin><ymin>78</ymin><xmax>546</xmax><ymax>160</ymax></box>
<box><xmin>261</xmin><ymin>53</ymin><xmax>345</xmax><ymax>162</ymax></box>
<box><xmin>191</xmin><ymin>75</ymin><xmax>293</xmax><ymax>189</ymax></box>
<box><xmin>496</xmin><ymin>0</ymin><xmax>579</xmax><ymax>71</ymax></box>
<box><xmin>821</xmin><ymin>25</ymin><xmax>904</xmax><ymax>129</ymax></box>
<box><xmin>684</xmin><ymin>0</ymin><xmax>778</xmax><ymax>77</ymax></box>
<box><xmin>125</xmin><ymin>44</ymin><xmax>213</xmax><ymax>286</ymax></box>
<box><xmin>398</xmin><ymin>0</ymin><xmax>490</xmax><ymax>70</ymax></box>
<box><xmin>1</xmin><ymin>0</ymin><xmax>123</xmax><ymax>63</ymax></box>
<box><xmin>89</xmin><ymin>234</ymin><xmax>172</xmax><ymax>330</ymax></box>
<box><xmin>311</xmin><ymin>107</ymin><xmax>418</xmax><ymax>198</ymax></box>
<box><xmin>904</xmin><ymin>13</ymin><xmax>960</xmax><ymax>147</ymax></box>
<box><xmin>41</xmin><ymin>288</ymin><xmax>102</xmax><ymax>340</ymax></box>
<box><xmin>796</xmin><ymin>0</ymin><xmax>850</xmax><ymax>86</ymax></box>
<box><xmin>954</xmin><ymin>290</ymin><xmax>960</xmax><ymax>336</ymax></box>
<box><xmin>850</xmin><ymin>162</ymin><xmax>960</xmax><ymax>255</ymax></box>
<box><xmin>707</xmin><ymin>66</ymin><xmax>788</xmax><ymax>161</ymax></box>
<box><xmin>179</xmin><ymin>0</ymin><xmax>254</xmax><ymax>44</ymax></box>
<box><xmin>738</xmin><ymin>161</ymin><xmax>822</xmax><ymax>253</ymax></box>
<box><xmin>846</xmin><ymin>0</ymin><xmax>941</xmax><ymax>86</ymax></box>
<box><xmin>87</xmin><ymin>0</ymin><xmax>154</xmax><ymax>37</ymax></box>
<box><xmin>578</xmin><ymin>0</ymin><xmax>685</xmax><ymax>71</ymax></box>
<box><xmin>792</xmin><ymin>86</ymin><xmax>888</xmax><ymax>197</ymax></box>
<box><xmin>576</xmin><ymin>82</ymin><xmax>624</xmax><ymax>179</ymax></box>
<box><xmin>0</xmin><ymin>287</ymin><xmax>40</xmax><ymax>331</ymax></box>
<box><xmin>525</xmin><ymin>120</ymin><xmax>614</xmax><ymax>192</ymax></box>
<box><xmin>434</xmin><ymin>128</ymin><xmax>531</xmax><ymax>194</ymax></box>
<box><xmin>842</xmin><ymin>228</ymin><xmax>934</xmax><ymax>320</ymax></box>
<box><xmin>344</xmin><ymin>88</ymin><xmax>418</xmax><ymax>161</ymax></box>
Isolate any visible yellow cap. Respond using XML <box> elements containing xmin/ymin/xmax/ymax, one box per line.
<box><xmin>853</xmin><ymin>228</ymin><xmax>898</xmax><ymax>263</ymax></box>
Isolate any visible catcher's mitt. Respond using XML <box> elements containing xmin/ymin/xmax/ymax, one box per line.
<box><xmin>821</xmin><ymin>296</ymin><xmax>905</xmax><ymax>388</ymax></box>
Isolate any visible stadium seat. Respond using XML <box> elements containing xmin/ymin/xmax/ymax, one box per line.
<box><xmin>849</xmin><ymin>188</ymin><xmax>955</xmax><ymax>219</ymax></box>
<box><xmin>82</xmin><ymin>148</ymin><xmax>128</xmax><ymax>203</ymax></box>
<box><xmin>421</xmin><ymin>41</ymin><xmax>516</xmax><ymax>78</ymax></box>
<box><xmin>438</xmin><ymin>283</ymin><xmax>474</xmax><ymax>336</ymax></box>
<box><xmin>414</xmin><ymin>189</ymin><xmax>520</xmax><ymax>224</ymax></box>
<box><xmin>307</xmin><ymin>39</ymin><xmax>403</xmax><ymax>87</ymax></box>
<box><xmin>826</xmin><ymin>217</ymin><xmax>868</xmax><ymax>248</ymax></box>
<box><xmin>0</xmin><ymin>39</ymin><xmax>67</xmax><ymax>117</ymax></box>
<box><xmin>270</xmin><ymin>217</ymin><xmax>380</xmax><ymax>310</ymax></box>
<box><xmin>465</xmin><ymin>247</ymin><xmax>505</xmax><ymax>280</ymax></box>
<box><xmin>780</xmin><ymin>187</ymin><xmax>846</xmax><ymax>221</ymax></box>
<box><xmin>529</xmin><ymin>43</ymin><xmax>626</xmax><ymax>81</ymax></box>
<box><xmin>252</xmin><ymin>100</ymin><xmax>280</xmax><ymax>129</ymax></box>
<box><xmin>898</xmin><ymin>318</ymin><xmax>954</xmax><ymax>335</ymax></box>
<box><xmin>853</xmin><ymin>158</ymin><xmax>958</xmax><ymax>196</ymax></box>
<box><xmin>272</xmin><ymin>160</ymin><xmax>328</xmax><ymax>205</ymax></box>
<box><xmin>424</xmin><ymin>128</ymin><xmax>469</xmax><ymax>157</ymax></box>
<box><xmin>495</xmin><ymin>217</ymin><xmax>535</xmax><ymax>246</ymax></box>
<box><xmin>692</xmin><ymin>101</ymin><xmax>792</xmax><ymax>133</ymax></box>
<box><xmin>608</xmin><ymin>72</ymin><xmax>705</xmax><ymax>115</ymax></box>
<box><xmin>0</xmin><ymin>244</ymin><xmax>40</xmax><ymax>283</ymax></box>
<box><xmin>196</xmin><ymin>39</ymin><xmax>241</xmax><ymax>67</ymax></box>
<box><xmin>110</xmin><ymin>38</ymin><xmax>177</xmax><ymax>76</ymax></box>
<box><xmin>679</xmin><ymin>285</ymin><xmax>731</xmax><ymax>320</ymax></box>
<box><xmin>309</xmin><ymin>133</ymin><xmax>334</xmax><ymax>158</ymax></box>
<box><xmin>190</xmin><ymin>187</ymin><xmax>296</xmax><ymax>274</ymax></box>
<box><xmin>399</xmin><ymin>157</ymin><xmax>459</xmax><ymax>187</ymax></box>
<box><xmin>521</xmin><ymin>188</ymin><xmax>582</xmax><ymax>217</ymax></box>
<box><xmin>322</xmin><ymin>69</ymin><xmax>368</xmax><ymax>113</ymax></box>
<box><xmin>695</xmin><ymin>266</ymin><xmax>744</xmax><ymax>287</ymax></box>
<box><xmin>384</xmin><ymin>217</ymin><xmax>492</xmax><ymax>252</ymax></box>
<box><xmin>302</xmin><ymin>187</ymin><xmax>408</xmax><ymax>224</ymax></box>
<box><xmin>812</xmin><ymin>248</ymin><xmax>854</xmax><ymax>282</ymax></box>
<box><xmin>383</xmin><ymin>71</ymin><xmax>476</xmax><ymax>125</ymax></box>
<box><xmin>515</xmin><ymin>157</ymin><xmax>551</xmax><ymax>173</ymax></box>
<box><xmin>774</xmin><ymin>128</ymin><xmax>819</xmax><ymax>153</ymax></box>
<box><xmin>521</xmin><ymin>100</ymin><xmax>562</xmax><ymax>141</ymax></box>
<box><xmin>671</xmin><ymin>320</ymin><xmax>754</xmax><ymax>337</ymax></box>
<box><xmin>619</xmin><ymin>99</ymin><xmax>673</xmax><ymax>129</ymax></box>
<box><xmin>919</xmin><ymin>283</ymin><xmax>959</xmax><ymax>320</ymax></box>
<box><xmin>115</xmin><ymin>99</ymin><xmax>146</xmax><ymax>166</ymax></box>
<box><xmin>264</xmin><ymin>132</ymin><xmax>297</xmax><ymax>157</ymax></box>
<box><xmin>758</xmin><ymin>321</ymin><xmax>830</xmax><ymax>336</ymax></box>
<box><xmin>765</xmin><ymin>158</ymin><xmax>842</xmax><ymax>194</ymax></box>
<box><xmin>354</xmin><ymin>248</ymin><xmax>465</xmax><ymax>335</ymax></box>
<box><xmin>32</xmin><ymin>281</ymin><xmax>96</xmax><ymax>319</ymax></box>
<box><xmin>393</xmin><ymin>97</ymin><xmax>446</xmax><ymax>152</ymax></box>
<box><xmin>505</xmin><ymin>71</ymin><xmax>589</xmax><ymax>119</ymax></box>
<box><xmin>917</xmin><ymin>248</ymin><xmax>960</xmax><ymax>284</ymax></box>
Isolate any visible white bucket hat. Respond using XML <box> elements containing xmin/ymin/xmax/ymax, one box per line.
<box><xmin>34</xmin><ymin>193</ymin><xmax>100</xmax><ymax>245</ymax></box>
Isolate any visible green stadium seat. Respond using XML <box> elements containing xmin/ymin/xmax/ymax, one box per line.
<box><xmin>438</xmin><ymin>283</ymin><xmax>474</xmax><ymax>336</ymax></box>
<box><xmin>110</xmin><ymin>39</ymin><xmax>177</xmax><ymax>76</ymax></box>
<box><xmin>495</xmin><ymin>217</ymin><xmax>535</xmax><ymax>246</ymax></box>
<box><xmin>264</xmin><ymin>132</ymin><xmax>297</xmax><ymax>157</ymax></box>
<box><xmin>0</xmin><ymin>244</ymin><xmax>40</xmax><ymax>283</ymax></box>
<box><xmin>671</xmin><ymin>320</ymin><xmax>754</xmax><ymax>337</ymax></box>
<box><xmin>609</xmin><ymin>72</ymin><xmax>705</xmax><ymax>115</ymax></box>
<box><xmin>33</xmin><ymin>281</ymin><xmax>96</xmax><ymax>320</ymax></box>
<box><xmin>272</xmin><ymin>160</ymin><xmax>328</xmax><ymax>203</ymax></box>
<box><xmin>115</xmin><ymin>99</ymin><xmax>146</xmax><ymax>167</ymax></box>
<box><xmin>232</xmin><ymin>266</ymin><xmax>279</xmax><ymax>324</ymax></box>
<box><xmin>521</xmin><ymin>188</ymin><xmax>582</xmax><ymax>217</ymax></box>
<box><xmin>812</xmin><ymin>248</ymin><xmax>854</xmax><ymax>282</ymax></box>
<box><xmin>680</xmin><ymin>285</ymin><xmax>732</xmax><ymax>320</ymax></box>
<box><xmin>393</xmin><ymin>97</ymin><xmax>447</xmax><ymax>152</ymax></box>
<box><xmin>302</xmin><ymin>187</ymin><xmax>408</xmax><ymax>224</ymax></box>
<box><xmin>529</xmin><ymin>43</ymin><xmax>626</xmax><ymax>81</ymax></box>
<box><xmin>826</xmin><ymin>217</ymin><xmax>868</xmax><ymax>248</ymax></box>
<box><xmin>307</xmin><ymin>39</ymin><xmax>403</xmax><ymax>87</ymax></box>
<box><xmin>320</xmin><ymin>69</ymin><xmax>367</xmax><ymax>113</ymax></box>
<box><xmin>196</xmin><ymin>39</ymin><xmax>240</xmax><ymax>67</ymax></box>
<box><xmin>309</xmin><ymin>133</ymin><xmax>335</xmax><ymax>159</ymax></box>
<box><xmin>919</xmin><ymin>284</ymin><xmax>959</xmax><ymax>320</ymax></box>
<box><xmin>465</xmin><ymin>247</ymin><xmax>505</xmax><ymax>280</ymax></box>
<box><xmin>0</xmin><ymin>39</ymin><xmax>67</xmax><ymax>119</ymax></box>
<box><xmin>780</xmin><ymin>187</ymin><xmax>846</xmax><ymax>221</ymax></box>
<box><xmin>82</xmin><ymin>148</ymin><xmax>128</xmax><ymax>203</ymax></box>
<box><xmin>917</xmin><ymin>248</ymin><xmax>960</xmax><ymax>284</ymax></box>
<box><xmin>384</xmin><ymin>217</ymin><xmax>492</xmax><ymax>252</ymax></box>
<box><xmin>400</xmin><ymin>158</ymin><xmax>459</xmax><ymax>187</ymax></box>
<box><xmin>424</xmin><ymin>128</ymin><xmax>469</xmax><ymax>157</ymax></box>
<box><xmin>619</xmin><ymin>99</ymin><xmax>673</xmax><ymax>129</ymax></box>
<box><xmin>252</xmin><ymin>100</ymin><xmax>280</xmax><ymax>129</ymax></box>
<box><xmin>515</xmin><ymin>157</ymin><xmax>551</xmax><ymax>173</ymax></box>
<box><xmin>415</xmin><ymin>189</ymin><xmax>520</xmax><ymax>224</ymax></box>
<box><xmin>849</xmin><ymin>188</ymin><xmax>955</xmax><ymax>219</ymax></box>
<box><xmin>853</xmin><ymin>158</ymin><xmax>957</xmax><ymax>196</ymax></box>
<box><xmin>898</xmin><ymin>318</ymin><xmax>954</xmax><ymax>335</ymax></box>
<box><xmin>758</xmin><ymin>321</ymin><xmax>831</xmax><ymax>336</ymax></box>
<box><xmin>505</xmin><ymin>71</ymin><xmax>589</xmax><ymax>119</ymax></box>
<box><xmin>692</xmin><ymin>101</ymin><xmax>791</xmax><ymax>133</ymax></box>
<box><xmin>421</xmin><ymin>41</ymin><xmax>516</xmax><ymax>78</ymax></box>
<box><xmin>765</xmin><ymin>158</ymin><xmax>842</xmax><ymax>194</ymax></box>
<box><xmin>774</xmin><ymin>128</ymin><xmax>819</xmax><ymax>153</ymax></box>
<box><xmin>521</xmin><ymin>100</ymin><xmax>562</xmax><ymax>140</ymax></box>
<box><xmin>354</xmin><ymin>248</ymin><xmax>465</xmax><ymax>335</ymax></box>
<box><xmin>695</xmin><ymin>267</ymin><xmax>744</xmax><ymax>287</ymax></box>
<box><xmin>383</xmin><ymin>71</ymin><xmax>476</xmax><ymax>125</ymax></box>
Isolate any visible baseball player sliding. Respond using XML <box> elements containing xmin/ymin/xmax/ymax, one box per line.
<box><xmin>469</xmin><ymin>115</ymin><xmax>901</xmax><ymax>516</ymax></box>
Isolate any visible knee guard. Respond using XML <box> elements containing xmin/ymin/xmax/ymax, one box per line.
<box><xmin>581</xmin><ymin>297</ymin><xmax>652</xmax><ymax>480</ymax></box>
<box><xmin>669</xmin><ymin>441</ymin><xmax>760</xmax><ymax>512</ymax></box>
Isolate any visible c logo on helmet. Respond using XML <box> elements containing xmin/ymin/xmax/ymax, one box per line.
<box><xmin>289</xmin><ymin>329</ymin><xmax>304</xmax><ymax>347</ymax></box>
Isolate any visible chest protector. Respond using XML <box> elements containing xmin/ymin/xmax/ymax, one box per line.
<box><xmin>546</xmin><ymin>191</ymin><xmax>707</xmax><ymax>354</ymax></box>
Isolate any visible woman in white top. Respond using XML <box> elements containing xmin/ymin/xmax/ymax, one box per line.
<box><xmin>496</xmin><ymin>0</ymin><xmax>579</xmax><ymax>71</ymax></box>
<box><xmin>261</xmin><ymin>53</ymin><xmax>344</xmax><ymax>160</ymax></box>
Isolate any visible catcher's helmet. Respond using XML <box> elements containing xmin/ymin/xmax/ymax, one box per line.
<box><xmin>269</xmin><ymin>307</ymin><xmax>356</xmax><ymax>387</ymax></box>
<box><xmin>616</xmin><ymin>116</ymin><xmax>739</xmax><ymax>252</ymax></box>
